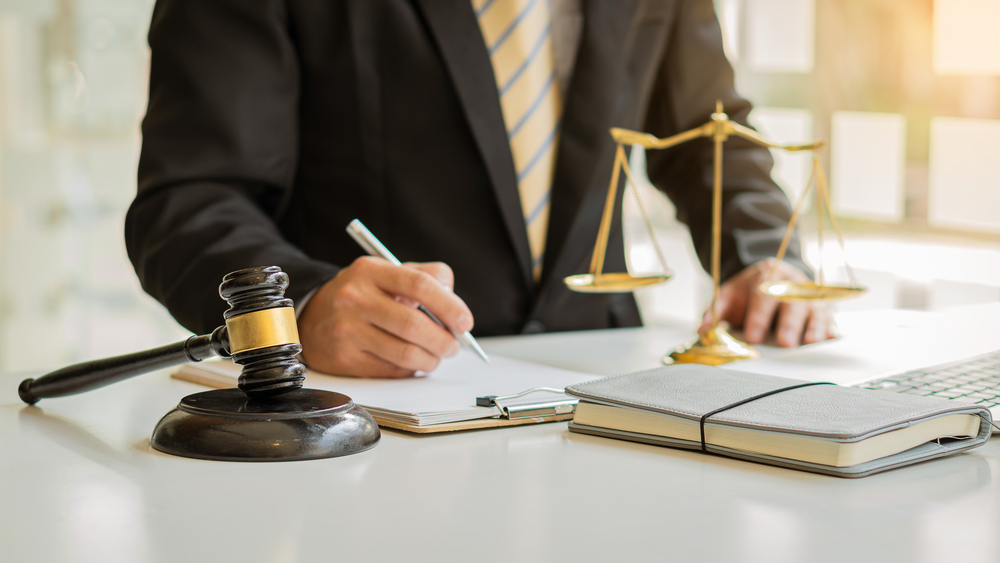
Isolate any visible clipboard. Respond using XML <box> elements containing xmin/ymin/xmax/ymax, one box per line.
<box><xmin>172</xmin><ymin>351</ymin><xmax>595</xmax><ymax>433</ymax></box>
<box><xmin>374</xmin><ymin>413</ymin><xmax>576</xmax><ymax>433</ymax></box>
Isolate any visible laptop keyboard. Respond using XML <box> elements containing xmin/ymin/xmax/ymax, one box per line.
<box><xmin>857</xmin><ymin>349</ymin><xmax>1000</xmax><ymax>413</ymax></box>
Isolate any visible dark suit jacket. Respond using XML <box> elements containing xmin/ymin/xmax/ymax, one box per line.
<box><xmin>126</xmin><ymin>0</ymin><xmax>806</xmax><ymax>337</ymax></box>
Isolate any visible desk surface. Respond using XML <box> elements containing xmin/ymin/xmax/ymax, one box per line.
<box><xmin>3</xmin><ymin>307</ymin><xmax>1000</xmax><ymax>563</ymax></box>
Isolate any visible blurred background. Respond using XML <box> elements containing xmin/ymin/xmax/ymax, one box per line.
<box><xmin>0</xmin><ymin>0</ymin><xmax>997</xmax><ymax>372</ymax></box>
<box><xmin>626</xmin><ymin>0</ymin><xmax>1000</xmax><ymax>326</ymax></box>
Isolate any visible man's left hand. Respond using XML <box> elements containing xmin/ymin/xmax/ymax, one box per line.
<box><xmin>698</xmin><ymin>258</ymin><xmax>837</xmax><ymax>347</ymax></box>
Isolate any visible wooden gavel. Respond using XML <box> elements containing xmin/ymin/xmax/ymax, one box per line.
<box><xmin>19</xmin><ymin>266</ymin><xmax>307</xmax><ymax>404</ymax></box>
<box><xmin>17</xmin><ymin>265</ymin><xmax>380</xmax><ymax>461</ymax></box>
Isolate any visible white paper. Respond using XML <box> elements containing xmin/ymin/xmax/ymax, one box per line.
<box><xmin>177</xmin><ymin>350</ymin><xmax>600</xmax><ymax>426</ymax></box>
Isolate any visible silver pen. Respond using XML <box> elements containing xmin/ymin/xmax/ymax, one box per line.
<box><xmin>346</xmin><ymin>219</ymin><xmax>491</xmax><ymax>364</ymax></box>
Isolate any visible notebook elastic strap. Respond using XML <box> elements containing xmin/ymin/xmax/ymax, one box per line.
<box><xmin>699</xmin><ymin>382</ymin><xmax>835</xmax><ymax>453</ymax></box>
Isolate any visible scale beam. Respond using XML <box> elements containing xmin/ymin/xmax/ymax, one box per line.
<box><xmin>566</xmin><ymin>101</ymin><xmax>865</xmax><ymax>366</ymax></box>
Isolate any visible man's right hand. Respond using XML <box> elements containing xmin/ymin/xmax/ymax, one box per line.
<box><xmin>298</xmin><ymin>257</ymin><xmax>474</xmax><ymax>378</ymax></box>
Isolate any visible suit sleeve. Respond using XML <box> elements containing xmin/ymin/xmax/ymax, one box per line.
<box><xmin>642</xmin><ymin>0</ymin><xmax>809</xmax><ymax>283</ymax></box>
<box><xmin>125</xmin><ymin>0</ymin><xmax>339</xmax><ymax>335</ymax></box>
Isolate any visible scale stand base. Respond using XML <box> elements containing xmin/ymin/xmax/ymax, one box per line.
<box><xmin>664</xmin><ymin>325</ymin><xmax>760</xmax><ymax>367</ymax></box>
<box><xmin>151</xmin><ymin>388</ymin><xmax>380</xmax><ymax>462</ymax></box>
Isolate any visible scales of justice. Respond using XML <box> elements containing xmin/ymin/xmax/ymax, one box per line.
<box><xmin>564</xmin><ymin>101</ymin><xmax>866</xmax><ymax>366</ymax></box>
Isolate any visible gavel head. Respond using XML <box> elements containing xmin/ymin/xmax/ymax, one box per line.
<box><xmin>219</xmin><ymin>266</ymin><xmax>306</xmax><ymax>398</ymax></box>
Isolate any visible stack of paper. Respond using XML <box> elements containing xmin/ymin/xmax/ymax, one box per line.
<box><xmin>174</xmin><ymin>350</ymin><xmax>599</xmax><ymax>428</ymax></box>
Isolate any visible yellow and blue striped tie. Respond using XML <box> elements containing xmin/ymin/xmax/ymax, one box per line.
<box><xmin>474</xmin><ymin>0</ymin><xmax>563</xmax><ymax>282</ymax></box>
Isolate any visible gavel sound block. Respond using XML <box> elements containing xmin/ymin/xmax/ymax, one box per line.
<box><xmin>18</xmin><ymin>266</ymin><xmax>380</xmax><ymax>462</ymax></box>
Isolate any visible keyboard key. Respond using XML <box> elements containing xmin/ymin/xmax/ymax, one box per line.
<box><xmin>872</xmin><ymin>385</ymin><xmax>915</xmax><ymax>393</ymax></box>
<box><xmin>951</xmin><ymin>396</ymin><xmax>981</xmax><ymax>404</ymax></box>
<box><xmin>851</xmin><ymin>349</ymin><xmax>1000</xmax><ymax>402</ymax></box>
<box><xmin>878</xmin><ymin>378</ymin><xmax>908</xmax><ymax>386</ymax></box>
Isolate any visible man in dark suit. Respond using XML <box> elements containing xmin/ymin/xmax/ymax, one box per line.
<box><xmin>126</xmin><ymin>0</ymin><xmax>831</xmax><ymax>378</ymax></box>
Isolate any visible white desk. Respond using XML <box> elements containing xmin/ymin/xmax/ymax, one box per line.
<box><xmin>2</xmin><ymin>307</ymin><xmax>999</xmax><ymax>563</ymax></box>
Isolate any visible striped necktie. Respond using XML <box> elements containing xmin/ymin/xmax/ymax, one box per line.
<box><xmin>474</xmin><ymin>0</ymin><xmax>563</xmax><ymax>282</ymax></box>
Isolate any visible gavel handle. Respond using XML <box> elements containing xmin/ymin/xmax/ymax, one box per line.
<box><xmin>18</xmin><ymin>326</ymin><xmax>230</xmax><ymax>405</ymax></box>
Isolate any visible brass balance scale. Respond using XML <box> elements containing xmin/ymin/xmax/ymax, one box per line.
<box><xmin>564</xmin><ymin>101</ymin><xmax>866</xmax><ymax>366</ymax></box>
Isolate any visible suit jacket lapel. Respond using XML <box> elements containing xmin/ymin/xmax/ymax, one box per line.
<box><xmin>538</xmin><ymin>0</ymin><xmax>638</xmax><ymax>291</ymax></box>
<box><xmin>414</xmin><ymin>0</ymin><xmax>534</xmax><ymax>291</ymax></box>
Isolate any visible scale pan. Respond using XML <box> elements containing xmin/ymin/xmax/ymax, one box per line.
<box><xmin>759</xmin><ymin>280</ymin><xmax>866</xmax><ymax>302</ymax></box>
<box><xmin>564</xmin><ymin>272</ymin><xmax>670</xmax><ymax>294</ymax></box>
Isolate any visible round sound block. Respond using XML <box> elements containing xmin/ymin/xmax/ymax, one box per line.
<box><xmin>151</xmin><ymin>388</ymin><xmax>380</xmax><ymax>462</ymax></box>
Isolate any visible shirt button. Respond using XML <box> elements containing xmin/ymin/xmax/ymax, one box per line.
<box><xmin>523</xmin><ymin>320</ymin><xmax>545</xmax><ymax>334</ymax></box>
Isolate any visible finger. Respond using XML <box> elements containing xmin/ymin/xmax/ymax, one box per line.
<box><xmin>326</xmin><ymin>346</ymin><xmax>417</xmax><ymax>378</ymax></box>
<box><xmin>367</xmin><ymin>261</ymin><xmax>473</xmax><ymax>332</ymax></box>
<box><xmin>405</xmin><ymin>262</ymin><xmax>455</xmax><ymax>291</ymax></box>
<box><xmin>702</xmin><ymin>262</ymin><xmax>766</xmax><ymax>333</ymax></box>
<box><xmin>775</xmin><ymin>301</ymin><xmax>809</xmax><ymax>347</ymax></box>
<box><xmin>698</xmin><ymin>301</ymin><xmax>714</xmax><ymax>334</ymax></box>
<box><xmin>803</xmin><ymin>304</ymin><xmax>833</xmax><ymax>344</ymax></box>
<box><xmin>698</xmin><ymin>311</ymin><xmax>712</xmax><ymax>335</ymax></box>
<box><xmin>366</xmin><ymin>297</ymin><xmax>460</xmax><ymax>360</ymax></box>
<box><xmin>357</xmin><ymin>351</ymin><xmax>418</xmax><ymax>378</ymax></box>
<box><xmin>356</xmin><ymin>321</ymin><xmax>448</xmax><ymax>372</ymax></box>
<box><xmin>828</xmin><ymin>316</ymin><xmax>841</xmax><ymax>339</ymax></box>
<box><xmin>398</xmin><ymin>262</ymin><xmax>454</xmax><ymax>308</ymax></box>
<box><xmin>297</xmin><ymin>319</ymin><xmax>416</xmax><ymax>378</ymax></box>
<box><xmin>768</xmin><ymin>258</ymin><xmax>810</xmax><ymax>282</ymax></box>
<box><xmin>395</xmin><ymin>295</ymin><xmax>420</xmax><ymax>308</ymax></box>
<box><xmin>699</xmin><ymin>287</ymin><xmax>723</xmax><ymax>333</ymax></box>
<box><xmin>742</xmin><ymin>288</ymin><xmax>779</xmax><ymax>344</ymax></box>
<box><xmin>699</xmin><ymin>282</ymin><xmax>744</xmax><ymax>334</ymax></box>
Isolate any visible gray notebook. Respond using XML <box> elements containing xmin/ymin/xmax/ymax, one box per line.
<box><xmin>565</xmin><ymin>365</ymin><xmax>994</xmax><ymax>478</ymax></box>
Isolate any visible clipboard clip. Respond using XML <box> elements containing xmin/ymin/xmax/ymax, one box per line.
<box><xmin>476</xmin><ymin>387</ymin><xmax>577</xmax><ymax>420</ymax></box>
